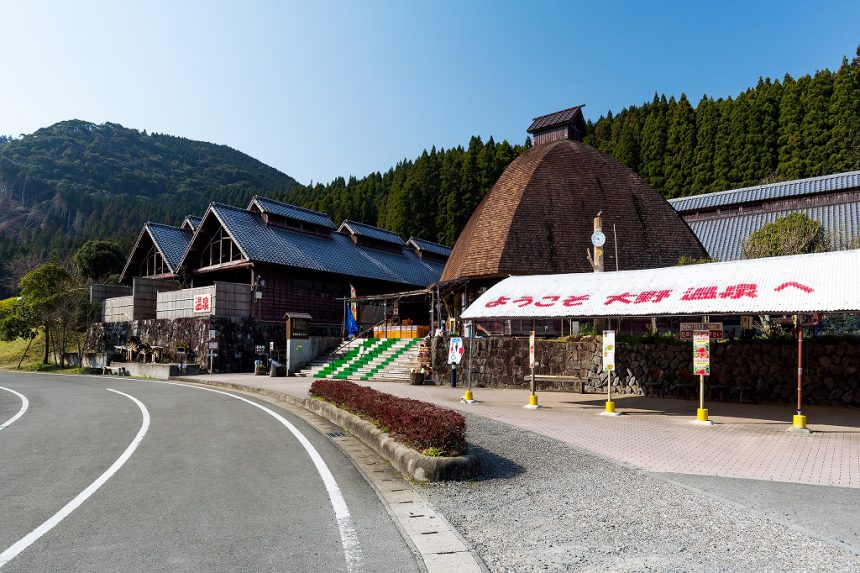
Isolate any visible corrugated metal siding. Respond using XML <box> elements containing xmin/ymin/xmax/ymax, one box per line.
<box><xmin>461</xmin><ymin>249</ymin><xmax>860</xmax><ymax>319</ymax></box>
<box><xmin>669</xmin><ymin>171</ymin><xmax>860</xmax><ymax>212</ymax></box>
<box><xmin>252</xmin><ymin>197</ymin><xmax>336</xmax><ymax>229</ymax></box>
<box><xmin>689</xmin><ymin>202</ymin><xmax>860</xmax><ymax>261</ymax></box>
<box><xmin>156</xmin><ymin>282</ymin><xmax>251</xmax><ymax>320</ymax></box>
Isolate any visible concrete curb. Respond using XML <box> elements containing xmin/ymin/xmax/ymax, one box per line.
<box><xmin>172</xmin><ymin>377</ymin><xmax>481</xmax><ymax>483</ymax></box>
<box><xmin>303</xmin><ymin>398</ymin><xmax>481</xmax><ymax>483</ymax></box>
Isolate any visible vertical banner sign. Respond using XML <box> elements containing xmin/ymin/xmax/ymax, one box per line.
<box><xmin>349</xmin><ymin>285</ymin><xmax>357</xmax><ymax>318</ymax></box>
<box><xmin>602</xmin><ymin>330</ymin><xmax>615</xmax><ymax>372</ymax></box>
<box><xmin>529</xmin><ymin>331</ymin><xmax>535</xmax><ymax>369</ymax></box>
<box><xmin>693</xmin><ymin>330</ymin><xmax>710</xmax><ymax>376</ymax></box>
<box><xmin>448</xmin><ymin>337</ymin><xmax>464</xmax><ymax>364</ymax></box>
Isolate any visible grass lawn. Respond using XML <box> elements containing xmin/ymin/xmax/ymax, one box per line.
<box><xmin>0</xmin><ymin>333</ymin><xmax>85</xmax><ymax>373</ymax></box>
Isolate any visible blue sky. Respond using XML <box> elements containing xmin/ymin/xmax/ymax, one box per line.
<box><xmin>1</xmin><ymin>1</ymin><xmax>858</xmax><ymax>184</ymax></box>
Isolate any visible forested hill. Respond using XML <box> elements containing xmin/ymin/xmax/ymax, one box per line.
<box><xmin>583</xmin><ymin>49</ymin><xmax>860</xmax><ymax>198</ymax></box>
<box><xmin>1</xmin><ymin>48</ymin><xmax>857</xmax><ymax>294</ymax></box>
<box><xmin>0</xmin><ymin>120</ymin><xmax>299</xmax><ymax>290</ymax></box>
<box><xmin>277</xmin><ymin>47</ymin><xmax>860</xmax><ymax>242</ymax></box>
<box><xmin>280</xmin><ymin>137</ymin><xmax>529</xmax><ymax>246</ymax></box>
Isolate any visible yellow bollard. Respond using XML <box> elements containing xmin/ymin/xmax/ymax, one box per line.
<box><xmin>691</xmin><ymin>407</ymin><xmax>713</xmax><ymax>426</ymax></box>
<box><xmin>605</xmin><ymin>400</ymin><xmax>616</xmax><ymax>413</ymax></box>
<box><xmin>793</xmin><ymin>414</ymin><xmax>807</xmax><ymax>429</ymax></box>
<box><xmin>529</xmin><ymin>394</ymin><xmax>538</xmax><ymax>406</ymax></box>
<box><xmin>463</xmin><ymin>390</ymin><xmax>474</xmax><ymax>402</ymax></box>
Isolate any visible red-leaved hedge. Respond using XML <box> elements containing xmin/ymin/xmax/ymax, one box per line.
<box><xmin>309</xmin><ymin>380</ymin><xmax>466</xmax><ymax>456</ymax></box>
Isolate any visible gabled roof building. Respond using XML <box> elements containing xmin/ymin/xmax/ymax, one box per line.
<box><xmin>119</xmin><ymin>221</ymin><xmax>194</xmax><ymax>284</ymax></box>
<box><xmin>116</xmin><ymin>197</ymin><xmax>449</xmax><ymax>329</ymax></box>
<box><xmin>670</xmin><ymin>170</ymin><xmax>860</xmax><ymax>260</ymax></box>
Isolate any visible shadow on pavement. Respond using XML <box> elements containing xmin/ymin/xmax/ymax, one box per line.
<box><xmin>468</xmin><ymin>445</ymin><xmax>526</xmax><ymax>481</ymax></box>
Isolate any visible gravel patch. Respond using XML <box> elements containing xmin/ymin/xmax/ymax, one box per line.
<box><xmin>420</xmin><ymin>414</ymin><xmax>860</xmax><ymax>573</ymax></box>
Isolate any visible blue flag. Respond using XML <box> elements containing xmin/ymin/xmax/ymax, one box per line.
<box><xmin>346</xmin><ymin>302</ymin><xmax>360</xmax><ymax>337</ymax></box>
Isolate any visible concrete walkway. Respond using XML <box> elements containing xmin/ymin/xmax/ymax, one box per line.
<box><xmin>182</xmin><ymin>374</ymin><xmax>860</xmax><ymax>489</ymax></box>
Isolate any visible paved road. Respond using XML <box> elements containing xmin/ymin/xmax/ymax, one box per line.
<box><xmin>0</xmin><ymin>372</ymin><xmax>420</xmax><ymax>572</ymax></box>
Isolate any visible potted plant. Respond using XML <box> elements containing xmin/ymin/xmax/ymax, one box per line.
<box><xmin>254</xmin><ymin>358</ymin><xmax>267</xmax><ymax>376</ymax></box>
<box><xmin>409</xmin><ymin>366</ymin><xmax>428</xmax><ymax>385</ymax></box>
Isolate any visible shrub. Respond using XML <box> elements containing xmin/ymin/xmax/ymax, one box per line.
<box><xmin>310</xmin><ymin>379</ymin><xmax>466</xmax><ymax>456</ymax></box>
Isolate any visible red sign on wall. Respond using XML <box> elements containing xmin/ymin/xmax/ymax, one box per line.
<box><xmin>193</xmin><ymin>294</ymin><xmax>211</xmax><ymax>314</ymax></box>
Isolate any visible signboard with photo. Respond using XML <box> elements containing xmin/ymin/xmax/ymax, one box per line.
<box><xmin>693</xmin><ymin>330</ymin><xmax>711</xmax><ymax>376</ymax></box>
<box><xmin>602</xmin><ymin>330</ymin><xmax>616</xmax><ymax>372</ymax></box>
<box><xmin>528</xmin><ymin>331</ymin><xmax>535</xmax><ymax>369</ymax></box>
<box><xmin>448</xmin><ymin>337</ymin><xmax>464</xmax><ymax>365</ymax></box>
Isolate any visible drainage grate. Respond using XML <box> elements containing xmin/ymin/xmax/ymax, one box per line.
<box><xmin>326</xmin><ymin>431</ymin><xmax>347</xmax><ymax>438</ymax></box>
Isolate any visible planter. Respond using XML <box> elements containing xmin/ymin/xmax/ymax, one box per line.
<box><xmin>409</xmin><ymin>372</ymin><xmax>426</xmax><ymax>385</ymax></box>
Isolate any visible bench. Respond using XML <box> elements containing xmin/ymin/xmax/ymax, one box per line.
<box><xmin>523</xmin><ymin>375</ymin><xmax>585</xmax><ymax>393</ymax></box>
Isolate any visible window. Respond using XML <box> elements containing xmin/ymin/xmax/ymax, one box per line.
<box><xmin>199</xmin><ymin>228</ymin><xmax>243</xmax><ymax>267</ymax></box>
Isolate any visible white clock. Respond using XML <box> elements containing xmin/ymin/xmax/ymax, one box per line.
<box><xmin>591</xmin><ymin>231</ymin><xmax>606</xmax><ymax>247</ymax></box>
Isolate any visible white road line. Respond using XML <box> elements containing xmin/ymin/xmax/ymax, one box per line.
<box><xmin>0</xmin><ymin>386</ymin><xmax>29</xmax><ymax>431</ymax></box>
<box><xmin>0</xmin><ymin>389</ymin><xmax>150</xmax><ymax>569</ymax></box>
<box><xmin>160</xmin><ymin>381</ymin><xmax>364</xmax><ymax>573</ymax></box>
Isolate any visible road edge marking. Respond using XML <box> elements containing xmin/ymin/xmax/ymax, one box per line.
<box><xmin>0</xmin><ymin>386</ymin><xmax>29</xmax><ymax>431</ymax></box>
<box><xmin>0</xmin><ymin>389</ymin><xmax>150</xmax><ymax>568</ymax></box>
<box><xmin>159</xmin><ymin>380</ymin><xmax>365</xmax><ymax>573</ymax></box>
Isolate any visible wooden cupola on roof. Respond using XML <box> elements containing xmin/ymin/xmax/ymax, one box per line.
<box><xmin>527</xmin><ymin>104</ymin><xmax>586</xmax><ymax>146</ymax></box>
<box><xmin>338</xmin><ymin>220</ymin><xmax>405</xmax><ymax>253</ymax></box>
<box><xmin>247</xmin><ymin>196</ymin><xmax>335</xmax><ymax>236</ymax></box>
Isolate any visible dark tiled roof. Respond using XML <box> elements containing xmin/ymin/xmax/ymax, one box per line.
<box><xmin>183</xmin><ymin>215</ymin><xmax>202</xmax><ymax>231</ymax></box>
<box><xmin>669</xmin><ymin>171</ymin><xmax>860</xmax><ymax>212</ymax></box>
<box><xmin>147</xmin><ymin>223</ymin><xmax>193</xmax><ymax>272</ymax></box>
<box><xmin>250</xmin><ymin>196</ymin><xmax>336</xmax><ymax>229</ymax></box>
<box><xmin>407</xmin><ymin>237</ymin><xmax>453</xmax><ymax>258</ymax></box>
<box><xmin>339</xmin><ymin>220</ymin><xmax>405</xmax><ymax>246</ymax></box>
<box><xmin>205</xmin><ymin>204</ymin><xmax>442</xmax><ymax>286</ymax></box>
<box><xmin>527</xmin><ymin>105</ymin><xmax>585</xmax><ymax>133</ymax></box>
<box><xmin>688</xmin><ymin>203</ymin><xmax>860</xmax><ymax>261</ymax></box>
<box><xmin>440</xmin><ymin>139</ymin><xmax>708</xmax><ymax>282</ymax></box>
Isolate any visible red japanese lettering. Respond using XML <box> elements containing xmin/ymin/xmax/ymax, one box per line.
<box><xmin>633</xmin><ymin>290</ymin><xmax>672</xmax><ymax>304</ymax></box>
<box><xmin>681</xmin><ymin>286</ymin><xmax>718</xmax><ymax>301</ymax></box>
<box><xmin>534</xmin><ymin>295</ymin><xmax>560</xmax><ymax>307</ymax></box>
<box><xmin>720</xmin><ymin>283</ymin><xmax>757</xmax><ymax>299</ymax></box>
<box><xmin>513</xmin><ymin>296</ymin><xmax>534</xmax><ymax>307</ymax></box>
<box><xmin>485</xmin><ymin>296</ymin><xmax>510</xmax><ymax>308</ymax></box>
<box><xmin>774</xmin><ymin>281</ymin><xmax>814</xmax><ymax>293</ymax></box>
<box><xmin>604</xmin><ymin>293</ymin><xmax>634</xmax><ymax>305</ymax></box>
<box><xmin>562</xmin><ymin>295</ymin><xmax>589</xmax><ymax>307</ymax></box>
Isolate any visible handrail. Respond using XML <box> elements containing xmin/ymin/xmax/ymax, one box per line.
<box><xmin>328</xmin><ymin>318</ymin><xmax>389</xmax><ymax>358</ymax></box>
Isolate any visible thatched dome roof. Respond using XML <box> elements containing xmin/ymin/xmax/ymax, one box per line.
<box><xmin>440</xmin><ymin>139</ymin><xmax>708</xmax><ymax>282</ymax></box>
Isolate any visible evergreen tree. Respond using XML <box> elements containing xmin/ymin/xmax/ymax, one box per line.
<box><xmin>664</xmin><ymin>94</ymin><xmax>696</xmax><ymax>197</ymax></box>
<box><xmin>777</xmin><ymin>74</ymin><xmax>805</xmax><ymax>179</ymax></box>
<box><xmin>691</xmin><ymin>95</ymin><xmax>718</xmax><ymax>193</ymax></box>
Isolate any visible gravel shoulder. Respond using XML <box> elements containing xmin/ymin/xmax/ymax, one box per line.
<box><xmin>420</xmin><ymin>414</ymin><xmax>860</xmax><ymax>573</ymax></box>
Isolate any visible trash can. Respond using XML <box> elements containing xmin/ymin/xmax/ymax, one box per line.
<box><xmin>270</xmin><ymin>360</ymin><xmax>285</xmax><ymax>377</ymax></box>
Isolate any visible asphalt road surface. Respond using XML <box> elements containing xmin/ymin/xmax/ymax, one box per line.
<box><xmin>0</xmin><ymin>372</ymin><xmax>420</xmax><ymax>572</ymax></box>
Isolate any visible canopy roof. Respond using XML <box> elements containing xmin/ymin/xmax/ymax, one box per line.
<box><xmin>461</xmin><ymin>249</ymin><xmax>860</xmax><ymax>319</ymax></box>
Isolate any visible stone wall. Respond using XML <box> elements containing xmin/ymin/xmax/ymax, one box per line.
<box><xmin>431</xmin><ymin>336</ymin><xmax>860</xmax><ymax>407</ymax></box>
<box><xmin>85</xmin><ymin>317</ymin><xmax>339</xmax><ymax>373</ymax></box>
